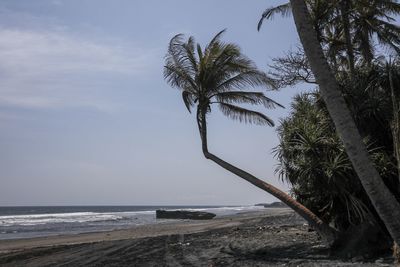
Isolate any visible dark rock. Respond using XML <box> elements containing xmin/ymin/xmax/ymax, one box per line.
<box><xmin>155</xmin><ymin>209</ymin><xmax>216</xmax><ymax>220</ymax></box>
<box><xmin>262</xmin><ymin>202</ymin><xmax>288</xmax><ymax>208</ymax></box>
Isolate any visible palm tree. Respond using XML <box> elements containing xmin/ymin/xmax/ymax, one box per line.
<box><xmin>164</xmin><ymin>30</ymin><xmax>337</xmax><ymax>243</ymax></box>
<box><xmin>258</xmin><ymin>0</ymin><xmax>400</xmax><ymax>71</ymax></box>
<box><xmin>289</xmin><ymin>0</ymin><xmax>400</xmax><ymax>249</ymax></box>
<box><xmin>351</xmin><ymin>0</ymin><xmax>400</xmax><ymax>64</ymax></box>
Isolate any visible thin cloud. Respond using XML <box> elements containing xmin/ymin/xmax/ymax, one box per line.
<box><xmin>0</xmin><ymin>26</ymin><xmax>159</xmax><ymax>111</ymax></box>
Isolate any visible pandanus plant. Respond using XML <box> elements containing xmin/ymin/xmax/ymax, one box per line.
<box><xmin>163</xmin><ymin>30</ymin><xmax>337</xmax><ymax>244</ymax></box>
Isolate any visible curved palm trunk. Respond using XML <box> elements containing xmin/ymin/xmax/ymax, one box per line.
<box><xmin>289</xmin><ymin>0</ymin><xmax>400</xmax><ymax>245</ymax></box>
<box><xmin>196</xmin><ymin>107</ymin><xmax>337</xmax><ymax>245</ymax></box>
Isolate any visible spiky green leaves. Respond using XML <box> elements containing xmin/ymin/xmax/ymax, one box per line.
<box><xmin>182</xmin><ymin>91</ymin><xmax>195</xmax><ymax>113</ymax></box>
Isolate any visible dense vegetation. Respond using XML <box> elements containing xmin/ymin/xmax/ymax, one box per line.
<box><xmin>275</xmin><ymin>64</ymin><xmax>400</xmax><ymax>231</ymax></box>
<box><xmin>262</xmin><ymin>0</ymin><xmax>400</xmax><ymax>258</ymax></box>
<box><xmin>165</xmin><ymin>0</ymin><xmax>400</xmax><ymax>261</ymax></box>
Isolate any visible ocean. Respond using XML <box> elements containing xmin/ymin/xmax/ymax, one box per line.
<box><xmin>0</xmin><ymin>205</ymin><xmax>265</xmax><ymax>240</ymax></box>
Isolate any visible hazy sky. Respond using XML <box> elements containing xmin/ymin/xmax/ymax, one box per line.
<box><xmin>0</xmin><ymin>0</ymin><xmax>310</xmax><ymax>206</ymax></box>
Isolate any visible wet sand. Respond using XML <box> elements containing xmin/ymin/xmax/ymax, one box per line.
<box><xmin>0</xmin><ymin>208</ymin><xmax>395</xmax><ymax>266</ymax></box>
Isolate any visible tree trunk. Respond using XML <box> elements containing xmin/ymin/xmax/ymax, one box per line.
<box><xmin>340</xmin><ymin>0</ymin><xmax>356</xmax><ymax>79</ymax></box>
<box><xmin>289</xmin><ymin>0</ymin><xmax>400</xmax><ymax>245</ymax></box>
<box><xmin>197</xmin><ymin>106</ymin><xmax>337</xmax><ymax>245</ymax></box>
<box><xmin>389</xmin><ymin>64</ymin><xmax>400</xmax><ymax>194</ymax></box>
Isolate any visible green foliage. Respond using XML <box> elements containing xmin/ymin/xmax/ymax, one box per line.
<box><xmin>275</xmin><ymin>93</ymin><xmax>367</xmax><ymax>229</ymax></box>
<box><xmin>275</xmin><ymin>63</ymin><xmax>400</xmax><ymax>230</ymax></box>
<box><xmin>258</xmin><ymin>0</ymin><xmax>400</xmax><ymax>68</ymax></box>
<box><xmin>260</xmin><ymin>1</ymin><xmax>400</xmax><ymax>231</ymax></box>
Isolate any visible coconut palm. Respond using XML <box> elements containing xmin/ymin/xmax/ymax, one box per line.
<box><xmin>164</xmin><ymin>30</ymin><xmax>337</xmax><ymax>243</ymax></box>
<box><xmin>258</xmin><ymin>0</ymin><xmax>400</xmax><ymax>71</ymax></box>
<box><xmin>289</xmin><ymin>0</ymin><xmax>400</xmax><ymax>249</ymax></box>
<box><xmin>334</xmin><ymin>0</ymin><xmax>400</xmax><ymax>69</ymax></box>
<box><xmin>324</xmin><ymin>0</ymin><xmax>400</xmax><ymax>69</ymax></box>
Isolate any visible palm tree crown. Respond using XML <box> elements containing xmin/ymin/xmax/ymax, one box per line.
<box><xmin>164</xmin><ymin>30</ymin><xmax>282</xmax><ymax>127</ymax></box>
<box><xmin>258</xmin><ymin>0</ymin><xmax>400</xmax><ymax>69</ymax></box>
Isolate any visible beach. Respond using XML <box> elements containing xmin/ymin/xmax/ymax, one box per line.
<box><xmin>0</xmin><ymin>208</ymin><xmax>394</xmax><ymax>266</ymax></box>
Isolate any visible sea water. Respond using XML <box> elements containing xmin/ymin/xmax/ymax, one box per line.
<box><xmin>0</xmin><ymin>205</ymin><xmax>265</xmax><ymax>240</ymax></box>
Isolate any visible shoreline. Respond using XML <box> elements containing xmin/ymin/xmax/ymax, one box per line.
<box><xmin>0</xmin><ymin>208</ymin><xmax>395</xmax><ymax>266</ymax></box>
<box><xmin>0</xmin><ymin>208</ymin><xmax>290</xmax><ymax>253</ymax></box>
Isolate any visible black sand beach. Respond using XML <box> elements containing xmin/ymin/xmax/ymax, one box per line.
<box><xmin>0</xmin><ymin>209</ymin><xmax>395</xmax><ymax>266</ymax></box>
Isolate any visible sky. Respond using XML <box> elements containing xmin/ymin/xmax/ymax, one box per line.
<box><xmin>0</xmin><ymin>0</ymin><xmax>311</xmax><ymax>206</ymax></box>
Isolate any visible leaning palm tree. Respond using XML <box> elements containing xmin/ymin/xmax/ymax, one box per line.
<box><xmin>164</xmin><ymin>30</ymin><xmax>337</xmax><ymax>243</ymax></box>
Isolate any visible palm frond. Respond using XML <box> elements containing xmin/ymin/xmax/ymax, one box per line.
<box><xmin>208</xmin><ymin>29</ymin><xmax>226</xmax><ymax>48</ymax></box>
<box><xmin>373</xmin><ymin>20</ymin><xmax>400</xmax><ymax>55</ymax></box>
<box><xmin>218</xmin><ymin>103</ymin><xmax>275</xmax><ymax>126</ymax></box>
<box><xmin>182</xmin><ymin>91</ymin><xmax>195</xmax><ymax>113</ymax></box>
<box><xmin>353</xmin><ymin>22</ymin><xmax>375</xmax><ymax>63</ymax></box>
<box><xmin>213</xmin><ymin>91</ymin><xmax>284</xmax><ymax>108</ymax></box>
<box><xmin>204</xmin><ymin>29</ymin><xmax>226</xmax><ymax>59</ymax></box>
<box><xmin>258</xmin><ymin>3</ymin><xmax>291</xmax><ymax>31</ymax></box>
<box><xmin>197</xmin><ymin>43</ymin><xmax>203</xmax><ymax>61</ymax></box>
<box><xmin>182</xmin><ymin>36</ymin><xmax>198</xmax><ymax>73</ymax></box>
<box><xmin>164</xmin><ymin>34</ymin><xmax>198</xmax><ymax>91</ymax></box>
<box><xmin>200</xmin><ymin>43</ymin><xmax>240</xmax><ymax>90</ymax></box>
<box><xmin>215</xmin><ymin>70</ymin><xmax>277</xmax><ymax>92</ymax></box>
<box><xmin>164</xmin><ymin>64</ymin><xmax>196</xmax><ymax>92</ymax></box>
<box><xmin>373</xmin><ymin>0</ymin><xmax>400</xmax><ymax>16</ymax></box>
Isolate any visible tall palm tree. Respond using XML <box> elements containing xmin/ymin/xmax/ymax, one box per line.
<box><xmin>164</xmin><ymin>30</ymin><xmax>337</xmax><ymax>243</ymax></box>
<box><xmin>289</xmin><ymin>0</ymin><xmax>400</xmax><ymax>248</ymax></box>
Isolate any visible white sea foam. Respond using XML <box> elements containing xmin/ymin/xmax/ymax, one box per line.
<box><xmin>0</xmin><ymin>212</ymin><xmax>125</xmax><ymax>226</ymax></box>
<box><xmin>0</xmin><ymin>206</ymin><xmax>263</xmax><ymax>228</ymax></box>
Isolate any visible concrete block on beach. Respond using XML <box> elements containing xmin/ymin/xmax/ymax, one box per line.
<box><xmin>156</xmin><ymin>209</ymin><xmax>216</xmax><ymax>220</ymax></box>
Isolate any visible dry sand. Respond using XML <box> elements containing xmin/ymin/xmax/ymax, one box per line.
<box><xmin>0</xmin><ymin>208</ymin><xmax>395</xmax><ymax>266</ymax></box>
